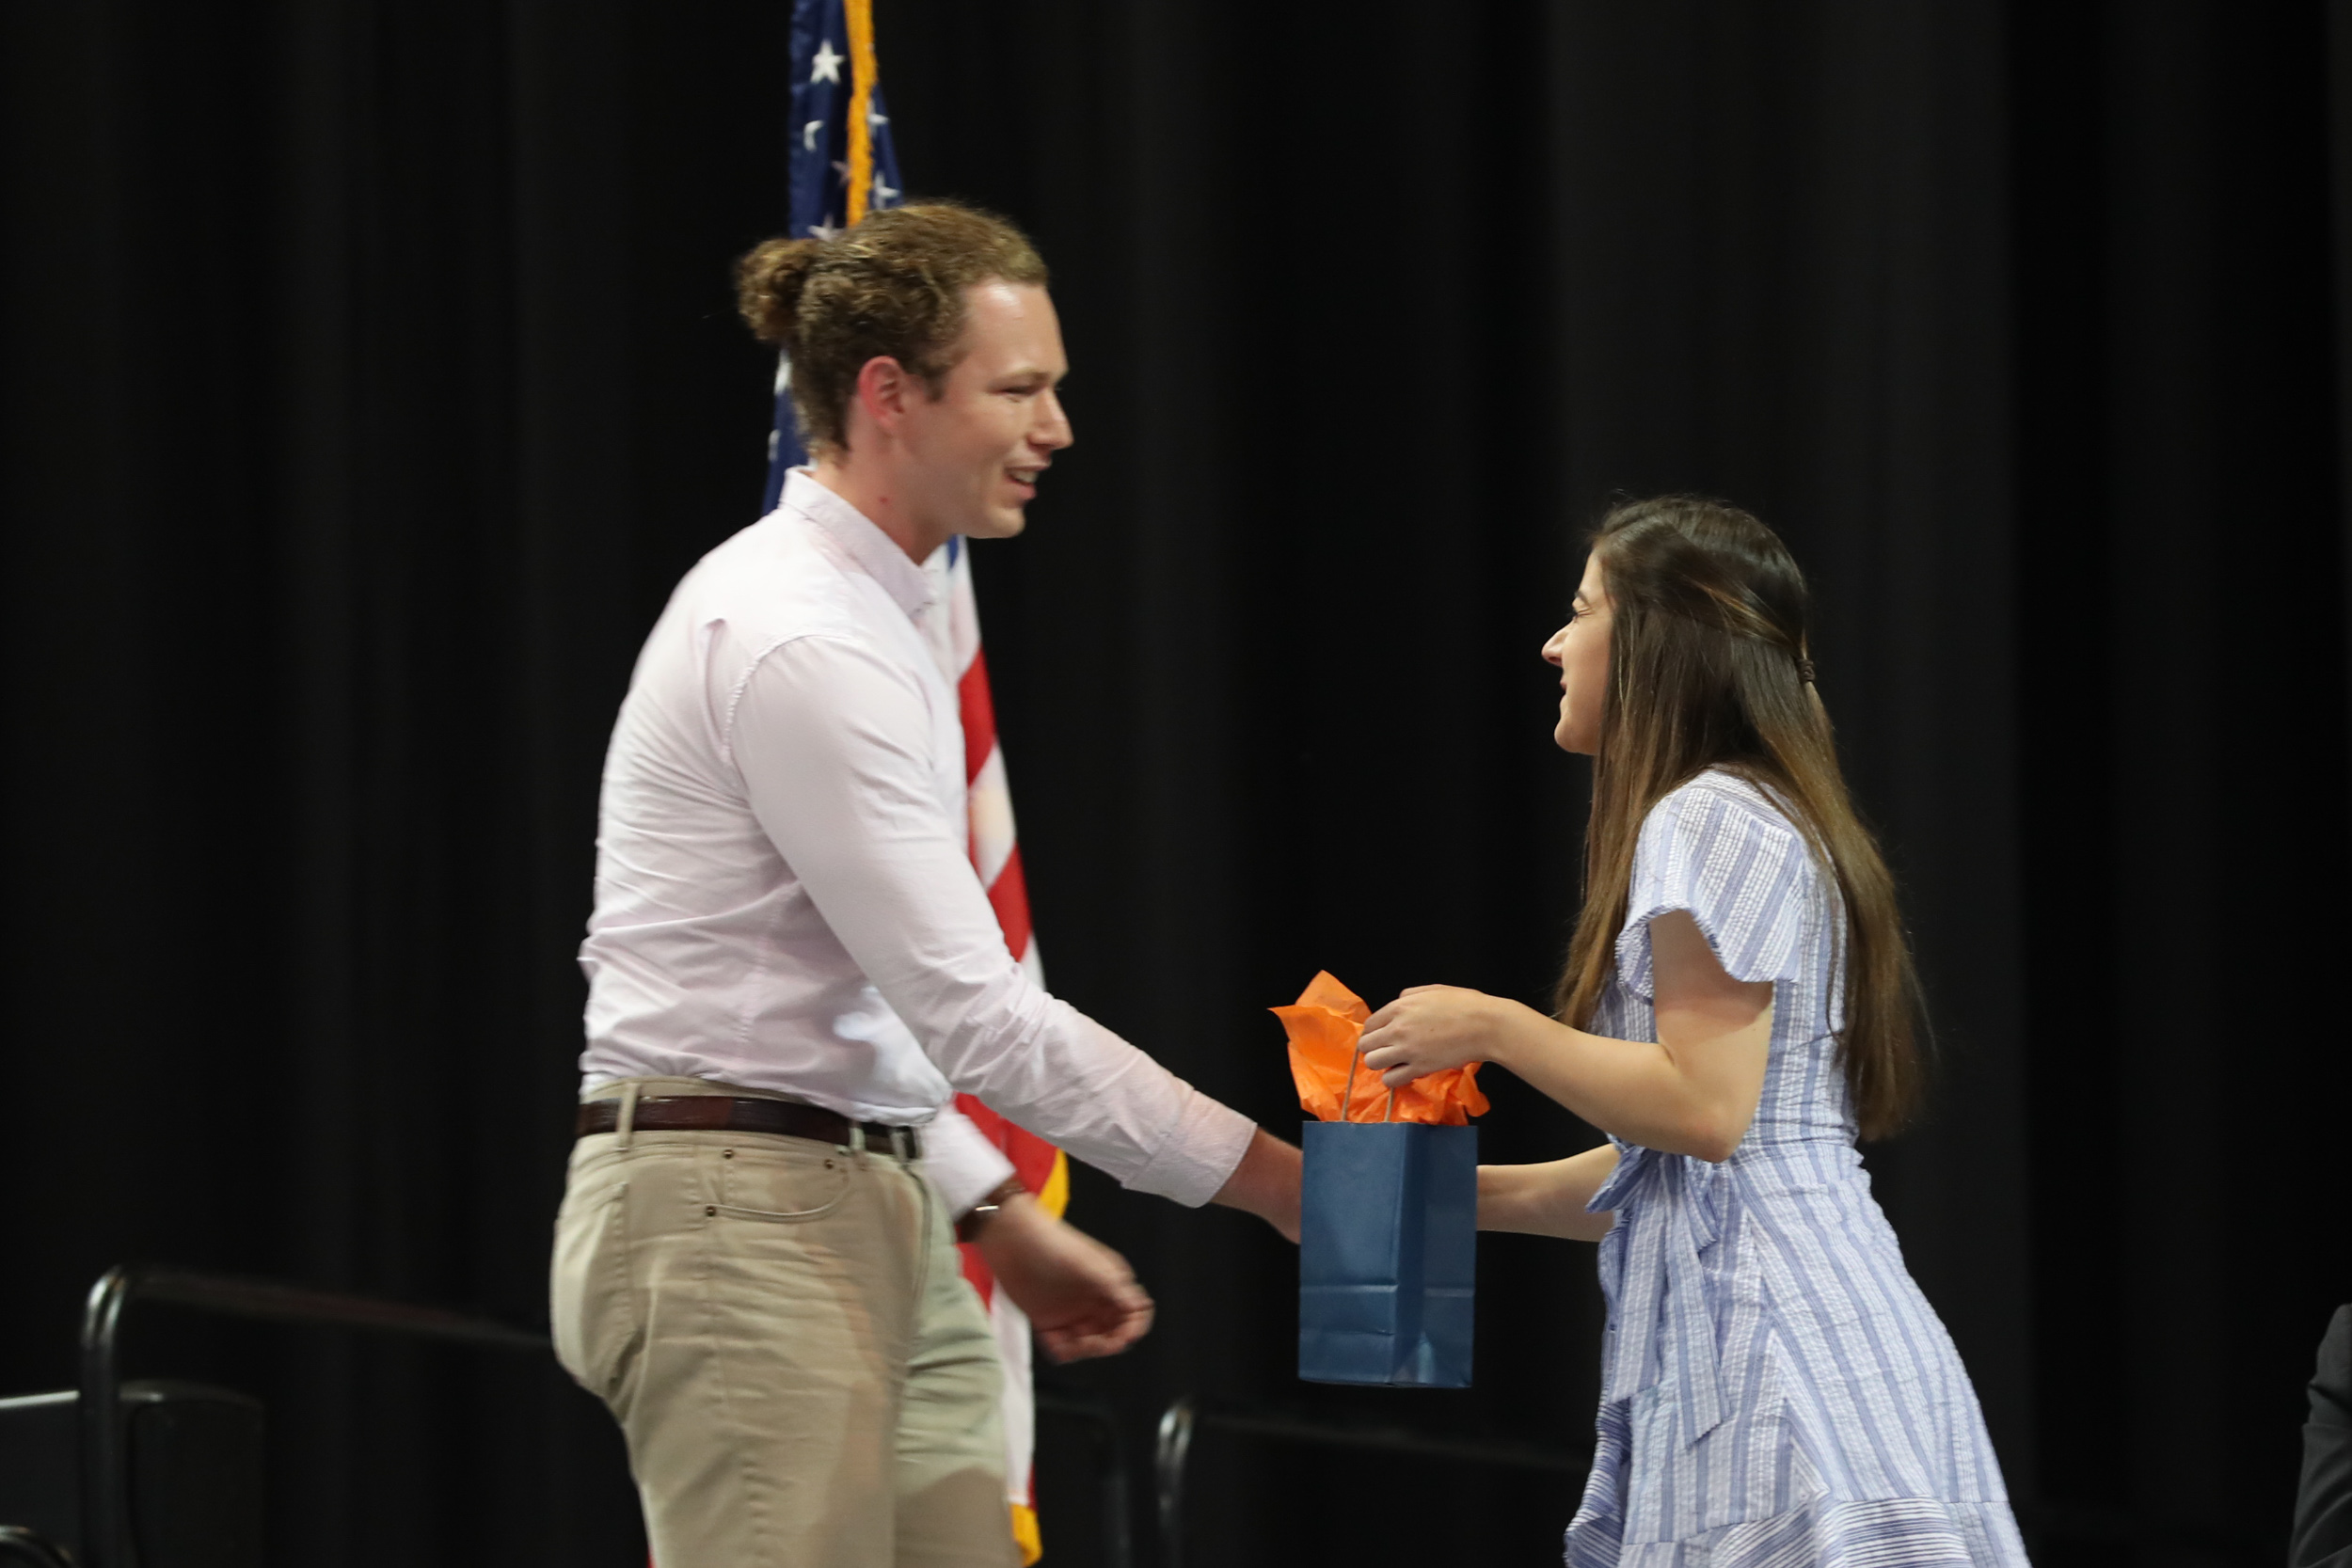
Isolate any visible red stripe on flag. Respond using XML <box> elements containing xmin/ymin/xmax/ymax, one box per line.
<box><xmin>959</xmin><ymin>649</ymin><xmax>997</xmax><ymax>784</ymax></box>
<box><xmin>956</xmin><ymin>1093</ymin><xmax>1065</xmax><ymax>1195</ymax></box>
<box><xmin>959</xmin><ymin>1227</ymin><xmax>996</xmax><ymax>1302</ymax></box>
<box><xmin>986</xmin><ymin>847</ymin><xmax>1033</xmax><ymax>963</ymax></box>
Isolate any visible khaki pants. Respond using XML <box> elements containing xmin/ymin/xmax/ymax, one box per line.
<box><xmin>550</xmin><ymin>1078</ymin><xmax>1015</xmax><ymax>1568</ymax></box>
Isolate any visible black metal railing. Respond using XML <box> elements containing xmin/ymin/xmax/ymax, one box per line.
<box><xmin>72</xmin><ymin>1265</ymin><xmax>1144</xmax><ymax>1568</ymax></box>
<box><xmin>1147</xmin><ymin>1390</ymin><xmax>2284</xmax><ymax>1567</ymax></box>
<box><xmin>1152</xmin><ymin>1395</ymin><xmax>1589</xmax><ymax>1568</ymax></box>
<box><xmin>0</xmin><ymin>1527</ymin><xmax>74</xmax><ymax>1568</ymax></box>
<box><xmin>76</xmin><ymin>1265</ymin><xmax>551</xmax><ymax>1568</ymax></box>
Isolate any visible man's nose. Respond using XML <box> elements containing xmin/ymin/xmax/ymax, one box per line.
<box><xmin>1036</xmin><ymin>388</ymin><xmax>1074</xmax><ymax>451</ymax></box>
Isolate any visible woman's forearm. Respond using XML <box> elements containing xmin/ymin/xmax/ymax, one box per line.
<box><xmin>1486</xmin><ymin>1004</ymin><xmax>1753</xmax><ymax>1161</ymax></box>
<box><xmin>1359</xmin><ymin>948</ymin><xmax>1772</xmax><ymax>1161</ymax></box>
<box><xmin>1478</xmin><ymin>1146</ymin><xmax>1620</xmax><ymax>1241</ymax></box>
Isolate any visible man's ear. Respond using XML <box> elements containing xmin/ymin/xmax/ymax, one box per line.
<box><xmin>853</xmin><ymin>356</ymin><xmax>913</xmax><ymax>436</ymax></box>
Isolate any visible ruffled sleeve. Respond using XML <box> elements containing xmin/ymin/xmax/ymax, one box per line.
<box><xmin>1613</xmin><ymin>774</ymin><xmax>1819</xmax><ymax>1002</ymax></box>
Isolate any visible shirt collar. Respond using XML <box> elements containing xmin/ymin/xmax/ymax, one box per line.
<box><xmin>782</xmin><ymin>468</ymin><xmax>939</xmax><ymax>620</ymax></box>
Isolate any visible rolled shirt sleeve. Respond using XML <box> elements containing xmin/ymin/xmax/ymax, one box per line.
<box><xmin>921</xmin><ymin>1103</ymin><xmax>1019</xmax><ymax>1217</ymax></box>
<box><xmin>727</xmin><ymin>634</ymin><xmax>1255</xmax><ymax>1208</ymax></box>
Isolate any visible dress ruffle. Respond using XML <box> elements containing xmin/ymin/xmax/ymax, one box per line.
<box><xmin>1574</xmin><ymin>1498</ymin><xmax>2030</xmax><ymax>1568</ymax></box>
<box><xmin>1565</xmin><ymin>1397</ymin><xmax>2031</xmax><ymax>1568</ymax></box>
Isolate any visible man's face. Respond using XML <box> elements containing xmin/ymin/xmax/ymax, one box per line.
<box><xmin>895</xmin><ymin>281</ymin><xmax>1073</xmax><ymax>542</ymax></box>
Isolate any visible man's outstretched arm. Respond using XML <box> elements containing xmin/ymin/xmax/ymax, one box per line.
<box><xmin>733</xmin><ymin>635</ymin><xmax>1281</xmax><ymax>1212</ymax></box>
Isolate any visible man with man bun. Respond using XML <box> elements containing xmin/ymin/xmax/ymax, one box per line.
<box><xmin>549</xmin><ymin>201</ymin><xmax>1301</xmax><ymax>1567</ymax></box>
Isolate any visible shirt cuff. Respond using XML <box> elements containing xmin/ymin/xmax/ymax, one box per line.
<box><xmin>1119</xmin><ymin>1088</ymin><xmax>1258</xmax><ymax>1208</ymax></box>
<box><xmin>921</xmin><ymin>1104</ymin><xmax>1019</xmax><ymax>1216</ymax></box>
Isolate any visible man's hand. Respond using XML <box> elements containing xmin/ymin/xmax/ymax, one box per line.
<box><xmin>1210</xmin><ymin>1127</ymin><xmax>1302</xmax><ymax>1243</ymax></box>
<box><xmin>973</xmin><ymin>1196</ymin><xmax>1154</xmax><ymax>1362</ymax></box>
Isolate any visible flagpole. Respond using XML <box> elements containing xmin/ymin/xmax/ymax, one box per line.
<box><xmin>843</xmin><ymin>0</ymin><xmax>877</xmax><ymax>225</ymax></box>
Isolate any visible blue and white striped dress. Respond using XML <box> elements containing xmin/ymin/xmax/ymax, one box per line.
<box><xmin>1567</xmin><ymin>770</ymin><xmax>2028</xmax><ymax>1566</ymax></box>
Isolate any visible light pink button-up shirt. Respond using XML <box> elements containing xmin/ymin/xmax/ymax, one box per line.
<box><xmin>579</xmin><ymin>470</ymin><xmax>1255</xmax><ymax>1214</ymax></box>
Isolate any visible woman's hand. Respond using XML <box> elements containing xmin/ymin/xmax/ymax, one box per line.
<box><xmin>1359</xmin><ymin>985</ymin><xmax>1518</xmax><ymax>1087</ymax></box>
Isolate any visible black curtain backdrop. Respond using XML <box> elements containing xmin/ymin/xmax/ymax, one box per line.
<box><xmin>3</xmin><ymin>2</ymin><xmax>2346</xmax><ymax>1565</ymax></box>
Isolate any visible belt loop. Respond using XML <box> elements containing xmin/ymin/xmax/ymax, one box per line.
<box><xmin>848</xmin><ymin>1121</ymin><xmax>867</xmax><ymax>1165</ymax></box>
<box><xmin>890</xmin><ymin>1126</ymin><xmax>912</xmax><ymax>1163</ymax></box>
<box><xmin>616</xmin><ymin>1083</ymin><xmax>642</xmax><ymax>1152</ymax></box>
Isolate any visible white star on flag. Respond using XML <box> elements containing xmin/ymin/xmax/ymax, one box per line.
<box><xmin>810</xmin><ymin>40</ymin><xmax>843</xmax><ymax>83</ymax></box>
<box><xmin>803</xmin><ymin>119</ymin><xmax>824</xmax><ymax>151</ymax></box>
<box><xmin>873</xmin><ymin>174</ymin><xmax>898</xmax><ymax>206</ymax></box>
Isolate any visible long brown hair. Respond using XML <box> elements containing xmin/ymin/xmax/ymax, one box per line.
<box><xmin>1552</xmin><ymin>496</ymin><xmax>1921</xmax><ymax>1138</ymax></box>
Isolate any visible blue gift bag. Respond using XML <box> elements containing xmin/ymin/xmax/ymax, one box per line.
<box><xmin>1298</xmin><ymin>1121</ymin><xmax>1477</xmax><ymax>1387</ymax></box>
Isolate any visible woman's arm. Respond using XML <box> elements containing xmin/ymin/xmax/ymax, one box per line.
<box><xmin>1479</xmin><ymin>1144</ymin><xmax>1621</xmax><ymax>1241</ymax></box>
<box><xmin>1360</xmin><ymin>911</ymin><xmax>1773</xmax><ymax>1162</ymax></box>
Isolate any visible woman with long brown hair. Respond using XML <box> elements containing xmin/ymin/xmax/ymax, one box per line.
<box><xmin>1360</xmin><ymin>497</ymin><xmax>2027</xmax><ymax>1563</ymax></box>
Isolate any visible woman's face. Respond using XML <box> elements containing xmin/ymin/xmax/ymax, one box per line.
<box><xmin>1543</xmin><ymin>552</ymin><xmax>1612</xmax><ymax>754</ymax></box>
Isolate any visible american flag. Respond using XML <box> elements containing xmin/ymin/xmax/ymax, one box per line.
<box><xmin>765</xmin><ymin>2</ymin><xmax>1069</xmax><ymax>1560</ymax></box>
<box><xmin>761</xmin><ymin>0</ymin><xmax>902</xmax><ymax>511</ymax></box>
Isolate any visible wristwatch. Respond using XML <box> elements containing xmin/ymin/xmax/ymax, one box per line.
<box><xmin>956</xmin><ymin>1176</ymin><xmax>1026</xmax><ymax>1243</ymax></box>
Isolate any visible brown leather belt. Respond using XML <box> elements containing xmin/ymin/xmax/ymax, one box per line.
<box><xmin>575</xmin><ymin>1096</ymin><xmax>921</xmax><ymax>1157</ymax></box>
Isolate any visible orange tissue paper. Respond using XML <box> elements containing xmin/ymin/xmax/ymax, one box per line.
<box><xmin>1273</xmin><ymin>972</ymin><xmax>1490</xmax><ymax>1126</ymax></box>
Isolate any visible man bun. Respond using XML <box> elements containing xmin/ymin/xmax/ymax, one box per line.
<box><xmin>732</xmin><ymin>202</ymin><xmax>1047</xmax><ymax>456</ymax></box>
<box><xmin>735</xmin><ymin>237</ymin><xmax>819</xmax><ymax>351</ymax></box>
